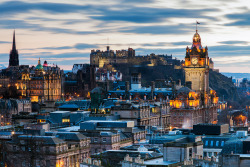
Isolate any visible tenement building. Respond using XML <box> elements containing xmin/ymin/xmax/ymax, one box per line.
<box><xmin>16</xmin><ymin>59</ymin><xmax>63</xmax><ymax>102</ymax></box>
<box><xmin>169</xmin><ymin>29</ymin><xmax>219</xmax><ymax>128</ymax></box>
<box><xmin>6</xmin><ymin>127</ymin><xmax>90</xmax><ymax>167</ymax></box>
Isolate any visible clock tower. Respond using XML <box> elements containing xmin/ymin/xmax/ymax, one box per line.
<box><xmin>184</xmin><ymin>29</ymin><xmax>209</xmax><ymax>93</ymax></box>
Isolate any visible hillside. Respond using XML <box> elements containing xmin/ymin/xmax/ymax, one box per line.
<box><xmin>209</xmin><ymin>70</ymin><xmax>239</xmax><ymax>101</ymax></box>
<box><xmin>113</xmin><ymin>63</ymin><xmax>238</xmax><ymax>101</ymax></box>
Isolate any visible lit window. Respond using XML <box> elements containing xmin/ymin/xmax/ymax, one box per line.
<box><xmin>62</xmin><ymin>119</ymin><xmax>70</xmax><ymax>123</ymax></box>
<box><xmin>210</xmin><ymin>141</ymin><xmax>214</xmax><ymax>147</ymax></box>
<box><xmin>216</xmin><ymin>141</ymin><xmax>219</xmax><ymax>147</ymax></box>
<box><xmin>221</xmin><ymin>141</ymin><xmax>225</xmax><ymax>147</ymax></box>
<box><xmin>205</xmin><ymin>140</ymin><xmax>208</xmax><ymax>146</ymax></box>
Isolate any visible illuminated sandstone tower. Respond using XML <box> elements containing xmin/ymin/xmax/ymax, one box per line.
<box><xmin>184</xmin><ymin>28</ymin><xmax>209</xmax><ymax>94</ymax></box>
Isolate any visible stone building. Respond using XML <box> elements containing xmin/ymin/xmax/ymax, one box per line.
<box><xmin>16</xmin><ymin>59</ymin><xmax>63</xmax><ymax>102</ymax></box>
<box><xmin>6</xmin><ymin>130</ymin><xmax>90</xmax><ymax>167</ymax></box>
<box><xmin>169</xmin><ymin>29</ymin><xmax>219</xmax><ymax>128</ymax></box>
<box><xmin>90</xmin><ymin>46</ymin><xmax>179</xmax><ymax>68</ymax></box>
<box><xmin>79</xmin><ymin>120</ymin><xmax>147</xmax><ymax>154</ymax></box>
<box><xmin>0</xmin><ymin>99</ymin><xmax>32</xmax><ymax>125</ymax></box>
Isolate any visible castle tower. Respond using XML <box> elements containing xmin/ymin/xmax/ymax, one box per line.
<box><xmin>9</xmin><ymin>30</ymin><xmax>19</xmax><ymax>67</ymax></box>
<box><xmin>183</xmin><ymin>29</ymin><xmax>209</xmax><ymax>94</ymax></box>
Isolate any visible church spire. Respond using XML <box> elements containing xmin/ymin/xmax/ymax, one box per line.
<box><xmin>12</xmin><ymin>30</ymin><xmax>16</xmax><ymax>51</ymax></box>
<box><xmin>9</xmin><ymin>30</ymin><xmax>19</xmax><ymax>67</ymax></box>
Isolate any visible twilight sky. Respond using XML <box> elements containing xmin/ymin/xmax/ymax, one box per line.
<box><xmin>0</xmin><ymin>0</ymin><xmax>249</xmax><ymax>72</ymax></box>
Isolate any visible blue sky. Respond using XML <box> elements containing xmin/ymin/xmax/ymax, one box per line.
<box><xmin>0</xmin><ymin>0</ymin><xmax>249</xmax><ymax>72</ymax></box>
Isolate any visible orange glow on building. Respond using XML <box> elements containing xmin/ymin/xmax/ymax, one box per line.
<box><xmin>170</xmin><ymin>100</ymin><xmax>182</xmax><ymax>108</ymax></box>
<box><xmin>199</xmin><ymin>58</ymin><xmax>205</xmax><ymax>66</ymax></box>
<box><xmin>185</xmin><ymin>58</ymin><xmax>191</xmax><ymax>66</ymax></box>
<box><xmin>213</xmin><ymin>97</ymin><xmax>219</xmax><ymax>104</ymax></box>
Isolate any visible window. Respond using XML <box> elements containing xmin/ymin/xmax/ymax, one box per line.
<box><xmin>46</xmin><ymin>147</ymin><xmax>50</xmax><ymax>153</ymax></box>
<box><xmin>205</xmin><ymin>140</ymin><xmax>208</xmax><ymax>146</ymax></box>
<box><xmin>46</xmin><ymin>160</ymin><xmax>50</xmax><ymax>167</ymax></box>
<box><xmin>94</xmin><ymin>138</ymin><xmax>98</xmax><ymax>142</ymax></box>
<box><xmin>216</xmin><ymin>141</ymin><xmax>219</xmax><ymax>147</ymax></box>
<box><xmin>22</xmin><ymin>161</ymin><xmax>26</xmax><ymax>167</ymax></box>
<box><xmin>102</xmin><ymin>138</ymin><xmax>106</xmax><ymax>142</ymax></box>
<box><xmin>36</xmin><ymin>160</ymin><xmax>40</xmax><ymax>166</ymax></box>
<box><xmin>210</xmin><ymin>141</ymin><xmax>214</xmax><ymax>147</ymax></box>
<box><xmin>221</xmin><ymin>141</ymin><xmax>225</xmax><ymax>147</ymax></box>
<box><xmin>62</xmin><ymin>119</ymin><xmax>70</xmax><ymax>123</ymax></box>
<box><xmin>189</xmin><ymin>148</ymin><xmax>192</xmax><ymax>158</ymax></box>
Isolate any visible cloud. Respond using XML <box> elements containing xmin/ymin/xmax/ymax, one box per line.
<box><xmin>219</xmin><ymin>41</ymin><xmax>248</xmax><ymax>45</ymax></box>
<box><xmin>0</xmin><ymin>41</ymin><xmax>11</xmax><ymax>44</ymax></box>
<box><xmin>39</xmin><ymin>46</ymin><xmax>72</xmax><ymax>50</ymax></box>
<box><xmin>225</xmin><ymin>12</ymin><xmax>250</xmax><ymax>26</ymax></box>
<box><xmin>74</xmin><ymin>43</ymin><xmax>99</xmax><ymax>50</ymax></box>
<box><xmin>141</xmin><ymin>41</ymin><xmax>191</xmax><ymax>47</ymax></box>
<box><xmin>120</xmin><ymin>24</ymin><xmax>210</xmax><ymax>34</ymax></box>
<box><xmin>91</xmin><ymin>7</ymin><xmax>218</xmax><ymax>23</ymax></box>
<box><xmin>0</xmin><ymin>1</ymin><xmax>90</xmax><ymax>15</ymax></box>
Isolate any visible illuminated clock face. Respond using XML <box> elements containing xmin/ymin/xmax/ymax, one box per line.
<box><xmin>192</xmin><ymin>57</ymin><xmax>198</xmax><ymax>65</ymax></box>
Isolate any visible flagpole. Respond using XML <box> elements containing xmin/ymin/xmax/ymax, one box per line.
<box><xmin>196</xmin><ymin>21</ymin><xmax>197</xmax><ymax>32</ymax></box>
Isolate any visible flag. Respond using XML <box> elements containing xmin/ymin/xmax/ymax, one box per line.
<box><xmin>197</xmin><ymin>21</ymin><xmax>200</xmax><ymax>24</ymax></box>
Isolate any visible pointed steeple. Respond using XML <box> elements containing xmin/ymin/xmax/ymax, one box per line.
<box><xmin>9</xmin><ymin>30</ymin><xmax>19</xmax><ymax>67</ymax></box>
<box><xmin>12</xmin><ymin>30</ymin><xmax>16</xmax><ymax>51</ymax></box>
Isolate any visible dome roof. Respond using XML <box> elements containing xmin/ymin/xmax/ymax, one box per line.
<box><xmin>43</xmin><ymin>60</ymin><xmax>48</xmax><ymax>67</ymax></box>
<box><xmin>192</xmin><ymin>31</ymin><xmax>202</xmax><ymax>49</ymax></box>
<box><xmin>36</xmin><ymin>64</ymin><xmax>43</xmax><ymax>70</ymax></box>
<box><xmin>35</xmin><ymin>58</ymin><xmax>43</xmax><ymax>70</ymax></box>
<box><xmin>193</xmin><ymin>32</ymin><xmax>200</xmax><ymax>41</ymax></box>
<box><xmin>177</xmin><ymin>87</ymin><xmax>191</xmax><ymax>95</ymax></box>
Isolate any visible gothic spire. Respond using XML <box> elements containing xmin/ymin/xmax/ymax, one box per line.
<box><xmin>12</xmin><ymin>30</ymin><xmax>16</xmax><ymax>51</ymax></box>
<box><xmin>9</xmin><ymin>30</ymin><xmax>19</xmax><ymax>67</ymax></box>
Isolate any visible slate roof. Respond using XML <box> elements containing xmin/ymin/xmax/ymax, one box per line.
<box><xmin>221</xmin><ymin>138</ymin><xmax>244</xmax><ymax>154</ymax></box>
<box><xmin>15</xmin><ymin>135</ymin><xmax>65</xmax><ymax>145</ymax></box>
<box><xmin>45</xmin><ymin>132</ymin><xmax>88</xmax><ymax>141</ymax></box>
<box><xmin>58</xmin><ymin>104</ymin><xmax>79</xmax><ymax>109</ymax></box>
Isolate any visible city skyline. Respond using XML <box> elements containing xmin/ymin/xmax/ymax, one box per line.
<box><xmin>0</xmin><ymin>0</ymin><xmax>249</xmax><ymax>72</ymax></box>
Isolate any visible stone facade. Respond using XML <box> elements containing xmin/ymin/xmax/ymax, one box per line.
<box><xmin>6</xmin><ymin>132</ymin><xmax>91</xmax><ymax>167</ymax></box>
<box><xmin>16</xmin><ymin>59</ymin><xmax>63</xmax><ymax>102</ymax></box>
